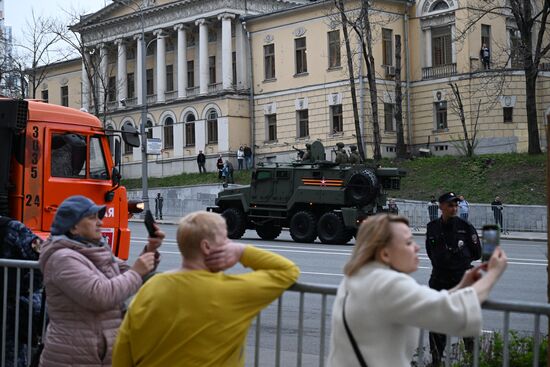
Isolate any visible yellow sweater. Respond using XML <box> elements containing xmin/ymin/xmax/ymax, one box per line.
<box><xmin>112</xmin><ymin>245</ymin><xmax>300</xmax><ymax>367</ymax></box>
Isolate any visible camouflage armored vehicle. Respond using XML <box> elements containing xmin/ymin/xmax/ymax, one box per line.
<box><xmin>208</xmin><ymin>141</ymin><xmax>405</xmax><ymax>245</ymax></box>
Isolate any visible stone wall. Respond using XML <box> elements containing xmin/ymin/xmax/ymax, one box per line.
<box><xmin>128</xmin><ymin>186</ymin><xmax>547</xmax><ymax>232</ymax></box>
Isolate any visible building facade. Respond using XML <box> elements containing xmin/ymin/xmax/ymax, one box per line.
<box><xmin>37</xmin><ymin>0</ymin><xmax>550</xmax><ymax>178</ymax></box>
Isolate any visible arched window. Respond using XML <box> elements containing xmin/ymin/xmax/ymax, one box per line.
<box><xmin>431</xmin><ymin>1</ymin><xmax>449</xmax><ymax>11</ymax></box>
<box><xmin>185</xmin><ymin>113</ymin><xmax>196</xmax><ymax>147</ymax></box>
<box><xmin>146</xmin><ymin>120</ymin><xmax>153</xmax><ymax>139</ymax></box>
<box><xmin>164</xmin><ymin>117</ymin><xmax>174</xmax><ymax>149</ymax></box>
<box><xmin>206</xmin><ymin>109</ymin><xmax>218</xmax><ymax>144</ymax></box>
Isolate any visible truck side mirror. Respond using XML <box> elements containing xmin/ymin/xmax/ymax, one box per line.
<box><xmin>121</xmin><ymin>121</ymin><xmax>140</xmax><ymax>148</ymax></box>
<box><xmin>111</xmin><ymin>167</ymin><xmax>121</xmax><ymax>187</ymax></box>
<box><xmin>114</xmin><ymin>139</ymin><xmax>121</xmax><ymax>167</ymax></box>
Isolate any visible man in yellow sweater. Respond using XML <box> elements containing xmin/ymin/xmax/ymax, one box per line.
<box><xmin>112</xmin><ymin>211</ymin><xmax>300</xmax><ymax>367</ymax></box>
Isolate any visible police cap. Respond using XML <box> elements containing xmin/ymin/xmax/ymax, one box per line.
<box><xmin>438</xmin><ymin>192</ymin><xmax>460</xmax><ymax>204</ymax></box>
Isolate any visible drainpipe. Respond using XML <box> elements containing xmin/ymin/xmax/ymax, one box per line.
<box><xmin>404</xmin><ymin>4</ymin><xmax>413</xmax><ymax>149</ymax></box>
<box><xmin>359</xmin><ymin>30</ymin><xmax>365</xmax><ymax>148</ymax></box>
<box><xmin>242</xmin><ymin>20</ymin><xmax>255</xmax><ymax>162</ymax></box>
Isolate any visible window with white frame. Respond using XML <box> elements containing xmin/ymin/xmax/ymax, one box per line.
<box><xmin>164</xmin><ymin>117</ymin><xmax>174</xmax><ymax>149</ymax></box>
<box><xmin>434</xmin><ymin>101</ymin><xmax>448</xmax><ymax>129</ymax></box>
<box><xmin>295</xmin><ymin>37</ymin><xmax>307</xmax><ymax>74</ymax></box>
<box><xmin>266</xmin><ymin>114</ymin><xmax>277</xmax><ymax>141</ymax></box>
<box><xmin>331</xmin><ymin>105</ymin><xmax>343</xmax><ymax>134</ymax></box>
<box><xmin>185</xmin><ymin>113</ymin><xmax>196</xmax><ymax>146</ymax></box>
<box><xmin>297</xmin><ymin>109</ymin><xmax>309</xmax><ymax>138</ymax></box>
<box><xmin>207</xmin><ymin>109</ymin><xmax>218</xmax><ymax>144</ymax></box>
<box><xmin>328</xmin><ymin>30</ymin><xmax>341</xmax><ymax>68</ymax></box>
<box><xmin>432</xmin><ymin>26</ymin><xmax>452</xmax><ymax>66</ymax></box>
<box><xmin>264</xmin><ymin>44</ymin><xmax>275</xmax><ymax>80</ymax></box>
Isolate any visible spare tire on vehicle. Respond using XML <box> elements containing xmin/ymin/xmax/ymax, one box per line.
<box><xmin>221</xmin><ymin>207</ymin><xmax>246</xmax><ymax>239</ymax></box>
<box><xmin>346</xmin><ymin>169</ymin><xmax>379</xmax><ymax>205</ymax></box>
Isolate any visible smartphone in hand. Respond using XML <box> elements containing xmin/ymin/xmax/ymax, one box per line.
<box><xmin>481</xmin><ymin>224</ymin><xmax>500</xmax><ymax>262</ymax></box>
<box><xmin>144</xmin><ymin>210</ymin><xmax>157</xmax><ymax>238</ymax></box>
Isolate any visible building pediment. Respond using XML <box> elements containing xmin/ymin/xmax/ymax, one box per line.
<box><xmin>74</xmin><ymin>0</ymin><xmax>306</xmax><ymax>46</ymax></box>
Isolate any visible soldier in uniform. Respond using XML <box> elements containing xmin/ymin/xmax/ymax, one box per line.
<box><xmin>302</xmin><ymin>143</ymin><xmax>312</xmax><ymax>162</ymax></box>
<box><xmin>348</xmin><ymin>145</ymin><xmax>361</xmax><ymax>164</ymax></box>
<box><xmin>334</xmin><ymin>142</ymin><xmax>349</xmax><ymax>164</ymax></box>
<box><xmin>426</xmin><ymin>192</ymin><xmax>481</xmax><ymax>366</ymax></box>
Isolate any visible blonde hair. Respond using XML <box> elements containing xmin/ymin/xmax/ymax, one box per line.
<box><xmin>176</xmin><ymin>211</ymin><xmax>226</xmax><ymax>259</ymax></box>
<box><xmin>344</xmin><ymin>214</ymin><xmax>409</xmax><ymax>276</ymax></box>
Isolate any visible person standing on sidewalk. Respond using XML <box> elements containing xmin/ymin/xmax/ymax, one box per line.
<box><xmin>197</xmin><ymin>150</ymin><xmax>206</xmax><ymax>174</ymax></box>
<box><xmin>491</xmin><ymin>196</ymin><xmax>504</xmax><ymax>232</ymax></box>
<box><xmin>216</xmin><ymin>154</ymin><xmax>224</xmax><ymax>180</ymax></box>
<box><xmin>155</xmin><ymin>193</ymin><xmax>164</xmax><ymax>220</ymax></box>
<box><xmin>237</xmin><ymin>146</ymin><xmax>245</xmax><ymax>170</ymax></box>
<box><xmin>458</xmin><ymin>195</ymin><xmax>470</xmax><ymax>221</ymax></box>
<box><xmin>426</xmin><ymin>192</ymin><xmax>481</xmax><ymax>366</ymax></box>
<box><xmin>243</xmin><ymin>144</ymin><xmax>252</xmax><ymax>169</ymax></box>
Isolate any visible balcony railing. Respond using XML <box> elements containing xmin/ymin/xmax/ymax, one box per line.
<box><xmin>165</xmin><ymin>90</ymin><xmax>178</xmax><ymax>101</ymax></box>
<box><xmin>422</xmin><ymin>63</ymin><xmax>457</xmax><ymax>80</ymax></box>
<box><xmin>146</xmin><ymin>94</ymin><xmax>157</xmax><ymax>104</ymax></box>
<box><xmin>208</xmin><ymin>83</ymin><xmax>223</xmax><ymax>94</ymax></box>
<box><xmin>125</xmin><ymin>97</ymin><xmax>137</xmax><ymax>107</ymax></box>
<box><xmin>186</xmin><ymin>86</ymin><xmax>199</xmax><ymax>97</ymax></box>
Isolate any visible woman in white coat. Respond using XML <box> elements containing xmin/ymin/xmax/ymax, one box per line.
<box><xmin>328</xmin><ymin>214</ymin><xmax>507</xmax><ymax>367</ymax></box>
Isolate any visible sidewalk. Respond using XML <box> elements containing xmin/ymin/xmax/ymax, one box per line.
<box><xmin>131</xmin><ymin>217</ymin><xmax>548</xmax><ymax>242</ymax></box>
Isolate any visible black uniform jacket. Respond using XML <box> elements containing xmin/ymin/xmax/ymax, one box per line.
<box><xmin>426</xmin><ymin>216</ymin><xmax>481</xmax><ymax>278</ymax></box>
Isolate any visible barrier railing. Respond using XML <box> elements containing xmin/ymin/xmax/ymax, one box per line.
<box><xmin>2</xmin><ymin>259</ymin><xmax>548</xmax><ymax>367</ymax></box>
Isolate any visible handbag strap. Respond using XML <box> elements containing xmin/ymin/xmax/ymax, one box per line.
<box><xmin>342</xmin><ymin>292</ymin><xmax>368</xmax><ymax>367</ymax></box>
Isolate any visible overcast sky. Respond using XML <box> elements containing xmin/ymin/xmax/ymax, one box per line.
<box><xmin>4</xmin><ymin>0</ymin><xmax>107</xmax><ymax>44</ymax></box>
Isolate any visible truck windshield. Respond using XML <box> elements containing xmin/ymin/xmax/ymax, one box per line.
<box><xmin>50</xmin><ymin>133</ymin><xmax>109</xmax><ymax>180</ymax></box>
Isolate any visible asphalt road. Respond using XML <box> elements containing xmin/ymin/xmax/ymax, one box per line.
<box><xmin>126</xmin><ymin>222</ymin><xmax>548</xmax><ymax>366</ymax></box>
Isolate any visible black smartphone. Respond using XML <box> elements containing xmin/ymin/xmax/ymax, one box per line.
<box><xmin>482</xmin><ymin>224</ymin><xmax>500</xmax><ymax>262</ymax></box>
<box><xmin>144</xmin><ymin>210</ymin><xmax>157</xmax><ymax>238</ymax></box>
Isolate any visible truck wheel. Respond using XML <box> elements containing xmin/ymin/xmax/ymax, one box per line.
<box><xmin>290</xmin><ymin>211</ymin><xmax>317</xmax><ymax>243</ymax></box>
<box><xmin>256</xmin><ymin>224</ymin><xmax>282</xmax><ymax>240</ymax></box>
<box><xmin>222</xmin><ymin>208</ymin><xmax>246</xmax><ymax>239</ymax></box>
<box><xmin>317</xmin><ymin>212</ymin><xmax>351</xmax><ymax>245</ymax></box>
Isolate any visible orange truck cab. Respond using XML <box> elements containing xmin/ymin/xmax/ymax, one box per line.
<box><xmin>0</xmin><ymin>98</ymin><xmax>142</xmax><ymax>260</ymax></box>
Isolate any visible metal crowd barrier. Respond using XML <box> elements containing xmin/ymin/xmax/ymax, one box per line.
<box><xmin>1</xmin><ymin>259</ymin><xmax>549</xmax><ymax>367</ymax></box>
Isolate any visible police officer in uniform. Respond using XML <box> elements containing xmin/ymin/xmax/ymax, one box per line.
<box><xmin>426</xmin><ymin>192</ymin><xmax>481</xmax><ymax>366</ymax></box>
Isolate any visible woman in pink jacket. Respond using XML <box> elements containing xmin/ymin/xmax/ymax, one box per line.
<box><xmin>38</xmin><ymin>195</ymin><xmax>163</xmax><ymax>366</ymax></box>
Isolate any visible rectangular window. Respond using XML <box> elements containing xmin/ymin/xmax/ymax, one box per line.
<box><xmin>481</xmin><ymin>24</ymin><xmax>491</xmax><ymax>51</ymax></box>
<box><xmin>208</xmin><ymin>120</ymin><xmax>218</xmax><ymax>143</ymax></box>
<box><xmin>166</xmin><ymin>64</ymin><xmax>174</xmax><ymax>91</ymax></box>
<box><xmin>266</xmin><ymin>114</ymin><xmax>277</xmax><ymax>141</ymax></box>
<box><xmin>384</xmin><ymin>103</ymin><xmax>395</xmax><ymax>131</ymax></box>
<box><xmin>187</xmin><ymin>60</ymin><xmax>195</xmax><ymax>88</ymax></box>
<box><xmin>127</xmin><ymin>46</ymin><xmax>136</xmax><ymax>60</ymax></box>
<box><xmin>331</xmin><ymin>105</ymin><xmax>343</xmax><ymax>134</ymax></box>
<box><xmin>187</xmin><ymin>33</ymin><xmax>196</xmax><ymax>47</ymax></box>
<box><xmin>209</xmin><ymin>56</ymin><xmax>216</xmax><ymax>84</ymax></box>
<box><xmin>435</xmin><ymin>101</ymin><xmax>448</xmax><ymax>130</ymax></box>
<box><xmin>295</xmin><ymin>37</ymin><xmax>308</xmax><ymax>74</ymax></box>
<box><xmin>185</xmin><ymin>122</ymin><xmax>195</xmax><ymax>146</ymax></box>
<box><xmin>208</xmin><ymin>29</ymin><xmax>217</xmax><ymax>43</ymax></box>
<box><xmin>41</xmin><ymin>90</ymin><xmax>48</xmax><ymax>103</ymax></box>
<box><xmin>127</xmin><ymin>73</ymin><xmax>135</xmax><ymax>98</ymax></box>
<box><xmin>264</xmin><ymin>44</ymin><xmax>275</xmax><ymax>80</ymax></box>
<box><xmin>432</xmin><ymin>26</ymin><xmax>452</xmax><ymax>66</ymax></box>
<box><xmin>124</xmin><ymin>140</ymin><xmax>133</xmax><ymax>155</ymax></box>
<box><xmin>61</xmin><ymin>86</ymin><xmax>69</xmax><ymax>107</ymax></box>
<box><xmin>328</xmin><ymin>30</ymin><xmax>341</xmax><ymax>68</ymax></box>
<box><xmin>108</xmin><ymin>76</ymin><xmax>116</xmax><ymax>102</ymax></box>
<box><xmin>165</xmin><ymin>37</ymin><xmax>175</xmax><ymax>52</ymax></box>
<box><xmin>232</xmin><ymin>51</ymin><xmax>237</xmax><ymax>86</ymax></box>
<box><xmin>297</xmin><ymin>109</ymin><xmax>309</xmax><ymax>138</ymax></box>
<box><xmin>503</xmin><ymin>107</ymin><xmax>513</xmax><ymax>123</ymax></box>
<box><xmin>382</xmin><ymin>28</ymin><xmax>393</xmax><ymax>66</ymax></box>
<box><xmin>146</xmin><ymin>68</ymin><xmax>154</xmax><ymax>95</ymax></box>
<box><xmin>509</xmin><ymin>29</ymin><xmax>521</xmax><ymax>68</ymax></box>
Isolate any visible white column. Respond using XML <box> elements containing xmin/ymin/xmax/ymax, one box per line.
<box><xmin>425</xmin><ymin>28</ymin><xmax>432</xmax><ymax>67</ymax></box>
<box><xmin>175</xmin><ymin>24</ymin><xmax>187</xmax><ymax>98</ymax></box>
<box><xmin>154</xmin><ymin>29</ymin><xmax>166</xmax><ymax>103</ymax></box>
<box><xmin>196</xmin><ymin>18</ymin><xmax>209</xmax><ymax>95</ymax></box>
<box><xmin>235</xmin><ymin>21</ymin><xmax>248</xmax><ymax>89</ymax></box>
<box><xmin>99</xmin><ymin>43</ymin><xmax>108</xmax><ymax>112</ymax></box>
<box><xmin>135</xmin><ymin>34</ymin><xmax>144</xmax><ymax>105</ymax></box>
<box><xmin>81</xmin><ymin>53</ymin><xmax>90</xmax><ymax>111</ymax></box>
<box><xmin>218</xmin><ymin>13</ymin><xmax>235</xmax><ymax>90</ymax></box>
<box><xmin>115</xmin><ymin>39</ymin><xmax>127</xmax><ymax>108</ymax></box>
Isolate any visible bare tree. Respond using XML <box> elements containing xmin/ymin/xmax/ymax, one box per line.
<box><xmin>448</xmin><ymin>82</ymin><xmax>480</xmax><ymax>157</ymax></box>
<box><xmin>15</xmin><ymin>11</ymin><xmax>64</xmax><ymax>98</ymax></box>
<box><xmin>456</xmin><ymin>0</ymin><xmax>550</xmax><ymax>154</ymax></box>
<box><xmin>393</xmin><ymin>34</ymin><xmax>406</xmax><ymax>158</ymax></box>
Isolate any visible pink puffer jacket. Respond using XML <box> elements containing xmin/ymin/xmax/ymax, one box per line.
<box><xmin>38</xmin><ymin>235</ymin><xmax>142</xmax><ymax>367</ymax></box>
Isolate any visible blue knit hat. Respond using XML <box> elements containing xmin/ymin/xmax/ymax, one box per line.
<box><xmin>50</xmin><ymin>196</ymin><xmax>106</xmax><ymax>235</ymax></box>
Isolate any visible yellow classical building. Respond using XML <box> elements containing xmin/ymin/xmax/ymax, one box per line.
<box><xmin>35</xmin><ymin>0</ymin><xmax>550</xmax><ymax>178</ymax></box>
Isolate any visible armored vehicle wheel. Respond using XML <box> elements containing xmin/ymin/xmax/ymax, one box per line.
<box><xmin>256</xmin><ymin>224</ymin><xmax>282</xmax><ymax>240</ymax></box>
<box><xmin>290</xmin><ymin>211</ymin><xmax>317</xmax><ymax>243</ymax></box>
<box><xmin>222</xmin><ymin>208</ymin><xmax>246</xmax><ymax>239</ymax></box>
<box><xmin>317</xmin><ymin>212</ymin><xmax>352</xmax><ymax>245</ymax></box>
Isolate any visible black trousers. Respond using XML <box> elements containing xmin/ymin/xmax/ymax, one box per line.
<box><xmin>428</xmin><ymin>274</ymin><xmax>474</xmax><ymax>365</ymax></box>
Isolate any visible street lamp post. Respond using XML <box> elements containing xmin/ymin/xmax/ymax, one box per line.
<box><xmin>114</xmin><ymin>0</ymin><xmax>149</xmax><ymax>212</ymax></box>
